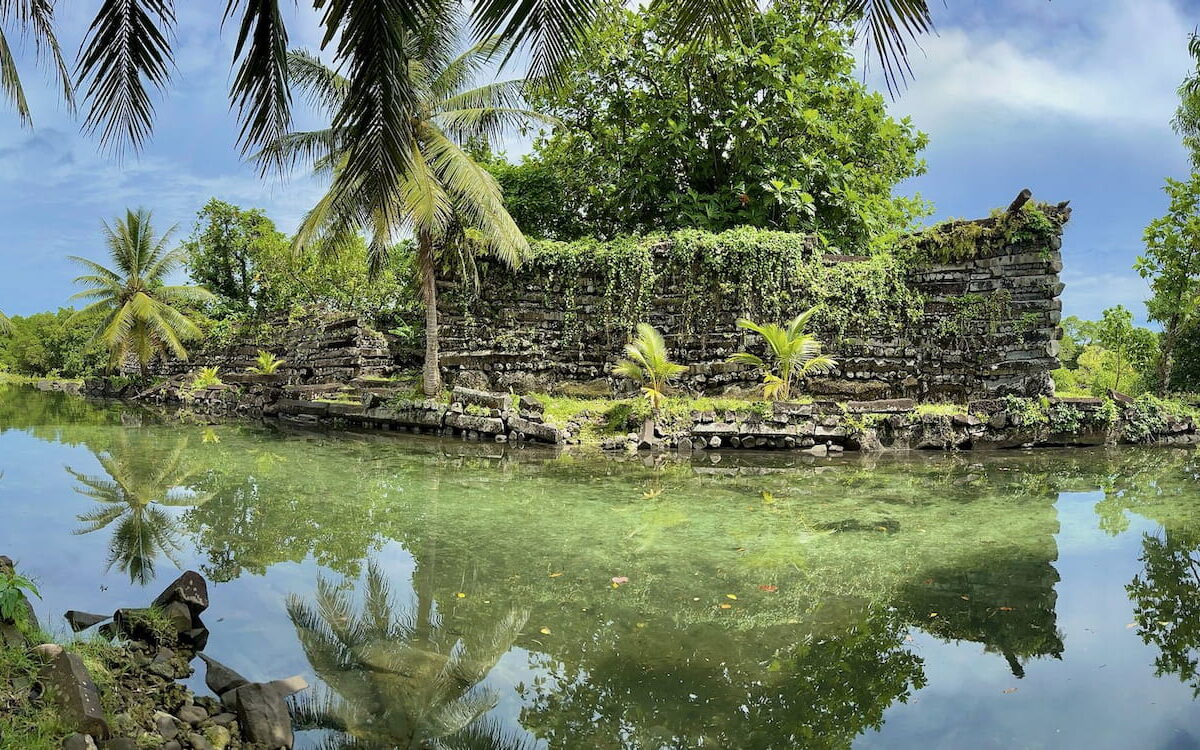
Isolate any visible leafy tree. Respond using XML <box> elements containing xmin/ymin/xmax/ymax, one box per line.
<box><xmin>1128</xmin><ymin>530</ymin><xmax>1200</xmax><ymax>696</ymax></box>
<box><xmin>515</xmin><ymin>1</ymin><xmax>928</xmax><ymax>247</ymax></box>
<box><xmin>183</xmin><ymin>198</ymin><xmax>288</xmax><ymax>311</ymax></box>
<box><xmin>612</xmin><ymin>323</ymin><xmax>687</xmax><ymax>410</ymax></box>
<box><xmin>69</xmin><ymin>208</ymin><xmax>214</xmax><ymax>376</ymax></box>
<box><xmin>268</xmin><ymin>19</ymin><xmax>552</xmax><ymax>396</ymax></box>
<box><xmin>1173</xmin><ymin>32</ymin><xmax>1200</xmax><ymax>169</ymax></box>
<box><xmin>1</xmin><ymin>0</ymin><xmax>935</xmax><ymax>270</ymax></box>
<box><xmin>1137</xmin><ymin>174</ymin><xmax>1200</xmax><ymax>392</ymax></box>
<box><xmin>0</xmin><ymin>307</ymin><xmax>109</xmax><ymax>377</ymax></box>
<box><xmin>728</xmin><ymin>308</ymin><xmax>837</xmax><ymax>400</ymax></box>
<box><xmin>0</xmin><ymin>311</ymin><xmax>10</xmax><ymax>335</ymax></box>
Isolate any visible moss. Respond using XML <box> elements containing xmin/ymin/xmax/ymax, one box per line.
<box><xmin>900</xmin><ymin>202</ymin><xmax>1065</xmax><ymax>265</ymax></box>
<box><xmin>913</xmin><ymin>403</ymin><xmax>966</xmax><ymax>417</ymax></box>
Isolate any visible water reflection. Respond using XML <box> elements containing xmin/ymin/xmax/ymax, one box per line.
<box><xmin>68</xmin><ymin>431</ymin><xmax>209</xmax><ymax>585</ymax></box>
<box><xmin>7</xmin><ymin>385</ymin><xmax>1200</xmax><ymax>747</ymax></box>
<box><xmin>288</xmin><ymin>561</ymin><xmax>534</xmax><ymax>749</ymax></box>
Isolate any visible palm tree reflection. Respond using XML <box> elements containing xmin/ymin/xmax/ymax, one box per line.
<box><xmin>69</xmin><ymin>431</ymin><xmax>208</xmax><ymax>585</ymax></box>
<box><xmin>287</xmin><ymin>561</ymin><xmax>535</xmax><ymax>749</ymax></box>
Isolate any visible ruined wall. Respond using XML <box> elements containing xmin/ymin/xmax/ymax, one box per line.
<box><xmin>152</xmin><ymin>316</ymin><xmax>392</xmax><ymax>384</ymax></box>
<box><xmin>438</xmin><ymin>199</ymin><xmax>1070</xmax><ymax>402</ymax></box>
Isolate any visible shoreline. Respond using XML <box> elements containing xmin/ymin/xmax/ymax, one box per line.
<box><xmin>18</xmin><ymin>376</ymin><xmax>1198</xmax><ymax>456</ymax></box>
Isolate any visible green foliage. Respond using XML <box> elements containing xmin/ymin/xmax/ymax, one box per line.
<box><xmin>1138</xmin><ymin>173</ymin><xmax>1200</xmax><ymax>392</ymax></box>
<box><xmin>248</xmin><ymin>350</ymin><xmax>284</xmax><ymax>375</ymax></box>
<box><xmin>936</xmin><ymin>289</ymin><xmax>1013</xmax><ymax>341</ymax></box>
<box><xmin>901</xmin><ymin>203</ymin><xmax>1065</xmax><ymax>265</ymax></box>
<box><xmin>613</xmin><ymin>324</ymin><xmax>688</xmax><ymax>410</ymax></box>
<box><xmin>191</xmin><ymin>367</ymin><xmax>223</xmax><ymax>390</ymax></box>
<box><xmin>70</xmin><ymin>208</ymin><xmax>214</xmax><ymax>374</ymax></box>
<box><xmin>184</xmin><ymin>199</ymin><xmax>418</xmax><ymax>324</ymax></box>
<box><xmin>1123</xmin><ymin>394</ymin><xmax>1172</xmax><ymax>444</ymax></box>
<box><xmin>467</xmin><ymin>227</ymin><xmax>923</xmax><ymax>349</ymax></box>
<box><xmin>1173</xmin><ymin>32</ymin><xmax>1200</xmax><ymax>170</ymax></box>
<box><xmin>517</xmin><ymin>1</ymin><xmax>928</xmax><ymax>248</ymax></box>
<box><xmin>0</xmin><ymin>307</ymin><xmax>108</xmax><ymax>378</ymax></box>
<box><xmin>728</xmin><ymin>308</ymin><xmax>837</xmax><ymax>400</ymax></box>
<box><xmin>183</xmin><ymin>199</ymin><xmax>286</xmax><ymax>311</ymax></box>
<box><xmin>1056</xmin><ymin>307</ymin><xmax>1159</xmax><ymax>397</ymax></box>
<box><xmin>0</xmin><ymin>568</ymin><xmax>39</xmax><ymax>623</ymax></box>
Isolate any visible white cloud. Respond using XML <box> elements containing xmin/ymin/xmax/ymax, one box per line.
<box><xmin>1060</xmin><ymin>269</ymin><xmax>1154</xmax><ymax>324</ymax></box>
<box><xmin>883</xmin><ymin>0</ymin><xmax>1194</xmax><ymax>140</ymax></box>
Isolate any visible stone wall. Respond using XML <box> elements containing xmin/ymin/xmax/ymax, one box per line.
<box><xmin>152</xmin><ymin>316</ymin><xmax>392</xmax><ymax>385</ymax></box>
<box><xmin>438</xmin><ymin>199</ymin><xmax>1071</xmax><ymax>402</ymax></box>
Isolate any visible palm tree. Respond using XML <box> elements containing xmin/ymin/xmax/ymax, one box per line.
<box><xmin>265</xmin><ymin>13</ymin><xmax>553</xmax><ymax>396</ymax></box>
<box><xmin>69</xmin><ymin>431</ymin><xmax>209</xmax><ymax>585</ymax></box>
<box><xmin>613</xmin><ymin>323</ymin><xmax>688</xmax><ymax>411</ymax></box>
<box><xmin>0</xmin><ymin>0</ymin><xmax>73</xmax><ymax>127</ymax></box>
<box><xmin>727</xmin><ymin>307</ymin><xmax>837</xmax><ymax>401</ymax></box>
<box><xmin>287</xmin><ymin>560</ymin><xmax>535</xmax><ymax>749</ymax></box>
<box><xmin>3</xmin><ymin>2</ymin><xmax>936</xmax><ymax>269</ymax></box>
<box><xmin>70</xmin><ymin>208</ymin><xmax>214</xmax><ymax>376</ymax></box>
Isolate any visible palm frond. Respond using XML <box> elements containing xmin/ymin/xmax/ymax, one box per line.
<box><xmin>225</xmin><ymin>0</ymin><xmax>292</xmax><ymax>170</ymax></box>
<box><xmin>76</xmin><ymin>0</ymin><xmax>176</xmax><ymax>156</ymax></box>
<box><xmin>470</xmin><ymin>0</ymin><xmax>602</xmax><ymax>81</ymax></box>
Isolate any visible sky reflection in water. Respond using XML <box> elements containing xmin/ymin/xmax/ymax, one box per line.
<box><xmin>2</xmin><ymin>386</ymin><xmax>1200</xmax><ymax>749</ymax></box>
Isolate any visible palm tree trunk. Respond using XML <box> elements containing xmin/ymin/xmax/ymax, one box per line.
<box><xmin>420</xmin><ymin>233</ymin><xmax>441</xmax><ymax>396</ymax></box>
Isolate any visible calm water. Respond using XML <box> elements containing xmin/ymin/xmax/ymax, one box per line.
<box><xmin>3</xmin><ymin>386</ymin><xmax>1200</xmax><ymax>748</ymax></box>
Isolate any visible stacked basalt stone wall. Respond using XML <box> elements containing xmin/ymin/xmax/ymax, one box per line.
<box><xmin>149</xmin><ymin>315</ymin><xmax>392</xmax><ymax>385</ymax></box>
<box><xmin>438</xmin><ymin>194</ymin><xmax>1070</xmax><ymax>402</ymax></box>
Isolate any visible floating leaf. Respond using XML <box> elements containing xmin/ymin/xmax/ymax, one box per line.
<box><xmin>960</xmin><ymin>595</ymin><xmax>970</xmax><ymax>600</ymax></box>
<box><xmin>719</xmin><ymin>603</ymin><xmax>733</xmax><ymax>609</ymax></box>
<box><xmin>929</xmin><ymin>612</ymin><xmax>938</xmax><ymax>618</ymax></box>
<box><xmin>549</xmin><ymin>572</ymin><xmax>563</xmax><ymax>578</ymax></box>
<box><xmin>455</xmin><ymin>592</ymin><xmax>466</xmax><ymax>598</ymax></box>
<box><xmin>612</xmin><ymin>576</ymin><xmax>629</xmax><ymax>584</ymax></box>
<box><xmin>758</xmin><ymin>585</ymin><xmax>778</xmax><ymax>593</ymax></box>
<box><xmin>539</xmin><ymin>627</ymin><xmax>551</xmax><ymax>635</ymax></box>
<box><xmin>761</xmin><ymin>491</ymin><xmax>775</xmax><ymax>504</ymax></box>
<box><xmin>998</xmin><ymin>606</ymin><xmax>1014</xmax><ymax>612</ymax></box>
<box><xmin>725</xmin><ymin>594</ymin><xmax>738</xmax><ymax>600</ymax></box>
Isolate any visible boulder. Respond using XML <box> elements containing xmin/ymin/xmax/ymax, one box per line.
<box><xmin>152</xmin><ymin>571</ymin><xmax>209</xmax><ymax>617</ymax></box>
<box><xmin>64</xmin><ymin>611</ymin><xmax>109</xmax><ymax>633</ymax></box>
<box><xmin>37</xmin><ymin>647</ymin><xmax>109</xmax><ymax>738</ymax></box>
<box><xmin>507</xmin><ymin>415</ymin><xmax>562</xmax><ymax>444</ymax></box>
<box><xmin>61</xmin><ymin>733</ymin><xmax>96</xmax><ymax>750</ymax></box>
<box><xmin>451</xmin><ymin>387</ymin><xmax>510</xmax><ymax>411</ymax></box>
<box><xmin>224</xmin><ymin>676</ymin><xmax>308</xmax><ymax>749</ymax></box>
<box><xmin>199</xmin><ymin>654</ymin><xmax>249</xmax><ymax>697</ymax></box>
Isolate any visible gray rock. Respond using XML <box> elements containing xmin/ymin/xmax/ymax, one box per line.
<box><xmin>200</xmin><ymin>654</ymin><xmax>248</xmax><ymax>697</ymax></box>
<box><xmin>152</xmin><ymin>571</ymin><xmax>209</xmax><ymax>617</ymax></box>
<box><xmin>707</xmin><ymin>436</ymin><xmax>721</xmax><ymax>449</ymax></box>
<box><xmin>61</xmin><ymin>733</ymin><xmax>96</xmax><ymax>750</ymax></box>
<box><xmin>208</xmin><ymin>713</ymin><xmax>237</xmax><ymax>727</ymax></box>
<box><xmin>225</xmin><ymin>677</ymin><xmax>308</xmax><ymax>749</ymax></box>
<box><xmin>63</xmin><ymin>611</ymin><xmax>109</xmax><ymax>633</ymax></box>
<box><xmin>99</xmin><ymin>739</ymin><xmax>136</xmax><ymax>750</ymax></box>
<box><xmin>176</xmin><ymin>705</ymin><xmax>208</xmax><ymax>727</ymax></box>
<box><xmin>187</xmin><ymin>733</ymin><xmax>214</xmax><ymax>750</ymax></box>
<box><xmin>203</xmin><ymin>725</ymin><xmax>231</xmax><ymax>750</ymax></box>
<box><xmin>155</xmin><ymin>712</ymin><xmax>179</xmax><ymax>740</ymax></box>
<box><xmin>161</xmin><ymin>743</ymin><xmax>181</xmax><ymax>750</ymax></box>
<box><xmin>38</xmin><ymin>648</ymin><xmax>109</xmax><ymax>738</ymax></box>
<box><xmin>451</xmin><ymin>386</ymin><xmax>510</xmax><ymax>410</ymax></box>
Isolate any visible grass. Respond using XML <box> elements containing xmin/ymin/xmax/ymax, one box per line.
<box><xmin>913</xmin><ymin>403</ymin><xmax>967</xmax><ymax>417</ymax></box>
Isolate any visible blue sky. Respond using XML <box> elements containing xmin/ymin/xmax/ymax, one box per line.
<box><xmin>0</xmin><ymin>0</ymin><xmax>1196</xmax><ymax>321</ymax></box>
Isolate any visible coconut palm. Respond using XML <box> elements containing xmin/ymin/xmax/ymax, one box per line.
<box><xmin>728</xmin><ymin>308</ymin><xmax>838</xmax><ymax>401</ymax></box>
<box><xmin>70</xmin><ymin>208</ymin><xmax>214</xmax><ymax>376</ymax></box>
<box><xmin>0</xmin><ymin>0</ymin><xmax>73</xmax><ymax>127</ymax></box>
<box><xmin>287</xmin><ymin>560</ymin><xmax>535</xmax><ymax>749</ymax></box>
<box><xmin>265</xmin><ymin>13</ymin><xmax>554</xmax><ymax>396</ymax></box>
<box><xmin>69</xmin><ymin>432</ymin><xmax>209</xmax><ymax>585</ymax></box>
<box><xmin>613</xmin><ymin>323</ymin><xmax>688</xmax><ymax>411</ymax></box>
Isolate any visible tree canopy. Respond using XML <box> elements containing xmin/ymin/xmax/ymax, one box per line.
<box><xmin>499</xmin><ymin>1</ymin><xmax>928</xmax><ymax>249</ymax></box>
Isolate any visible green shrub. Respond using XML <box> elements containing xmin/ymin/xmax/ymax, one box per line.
<box><xmin>191</xmin><ymin>367</ymin><xmax>222</xmax><ymax>389</ymax></box>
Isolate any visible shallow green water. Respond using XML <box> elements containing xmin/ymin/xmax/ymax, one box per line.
<box><xmin>4</xmin><ymin>385</ymin><xmax>1200</xmax><ymax>748</ymax></box>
